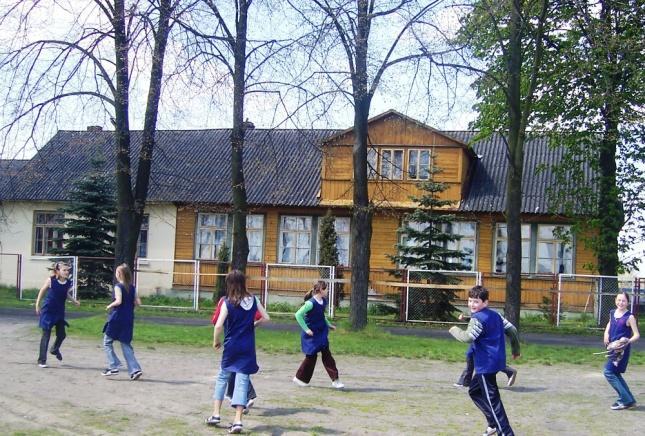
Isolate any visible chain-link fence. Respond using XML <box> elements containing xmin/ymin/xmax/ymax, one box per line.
<box><xmin>264</xmin><ymin>263</ymin><xmax>335</xmax><ymax>317</ymax></box>
<box><xmin>135</xmin><ymin>258</ymin><xmax>199</xmax><ymax>310</ymax></box>
<box><xmin>18</xmin><ymin>256</ymin><xmax>78</xmax><ymax>300</ymax></box>
<box><xmin>404</xmin><ymin>270</ymin><xmax>482</xmax><ymax>322</ymax></box>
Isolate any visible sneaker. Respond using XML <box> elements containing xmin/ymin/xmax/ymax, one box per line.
<box><xmin>101</xmin><ymin>368</ymin><xmax>119</xmax><ymax>376</ymax></box>
<box><xmin>453</xmin><ymin>382</ymin><xmax>469</xmax><ymax>388</ymax></box>
<box><xmin>610</xmin><ymin>402</ymin><xmax>625</xmax><ymax>410</ymax></box>
<box><xmin>482</xmin><ymin>427</ymin><xmax>497</xmax><ymax>436</ymax></box>
<box><xmin>331</xmin><ymin>379</ymin><xmax>345</xmax><ymax>389</ymax></box>
<box><xmin>506</xmin><ymin>368</ymin><xmax>517</xmax><ymax>387</ymax></box>
<box><xmin>205</xmin><ymin>415</ymin><xmax>221</xmax><ymax>426</ymax></box>
<box><xmin>38</xmin><ymin>362</ymin><xmax>48</xmax><ymax>368</ymax></box>
<box><xmin>228</xmin><ymin>422</ymin><xmax>243</xmax><ymax>434</ymax></box>
<box><xmin>293</xmin><ymin>377</ymin><xmax>309</xmax><ymax>387</ymax></box>
<box><xmin>50</xmin><ymin>349</ymin><xmax>62</xmax><ymax>361</ymax></box>
<box><xmin>130</xmin><ymin>370</ymin><xmax>143</xmax><ymax>381</ymax></box>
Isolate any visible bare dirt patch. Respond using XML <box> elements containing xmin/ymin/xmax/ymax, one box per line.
<box><xmin>0</xmin><ymin>315</ymin><xmax>641</xmax><ymax>435</ymax></box>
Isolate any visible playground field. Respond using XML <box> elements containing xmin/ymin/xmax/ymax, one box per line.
<box><xmin>0</xmin><ymin>315</ymin><xmax>641</xmax><ymax>435</ymax></box>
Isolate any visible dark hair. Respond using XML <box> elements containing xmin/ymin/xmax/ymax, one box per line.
<box><xmin>616</xmin><ymin>291</ymin><xmax>630</xmax><ymax>304</ymax></box>
<box><xmin>116</xmin><ymin>263</ymin><xmax>133</xmax><ymax>292</ymax></box>
<box><xmin>304</xmin><ymin>280</ymin><xmax>327</xmax><ymax>301</ymax></box>
<box><xmin>226</xmin><ymin>270</ymin><xmax>249</xmax><ymax>306</ymax></box>
<box><xmin>469</xmin><ymin>285</ymin><xmax>489</xmax><ymax>302</ymax></box>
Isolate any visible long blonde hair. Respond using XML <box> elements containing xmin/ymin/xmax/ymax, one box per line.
<box><xmin>116</xmin><ymin>263</ymin><xmax>133</xmax><ymax>292</ymax></box>
<box><xmin>304</xmin><ymin>280</ymin><xmax>327</xmax><ymax>301</ymax></box>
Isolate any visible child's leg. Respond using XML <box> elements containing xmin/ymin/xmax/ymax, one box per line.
<box><xmin>231</xmin><ymin>373</ymin><xmax>250</xmax><ymax>408</ymax></box>
<box><xmin>456</xmin><ymin>352</ymin><xmax>475</xmax><ymax>386</ymax></box>
<box><xmin>247</xmin><ymin>378</ymin><xmax>257</xmax><ymax>401</ymax></box>
<box><xmin>295</xmin><ymin>353</ymin><xmax>318</xmax><ymax>383</ymax></box>
<box><xmin>226</xmin><ymin>372</ymin><xmax>236</xmax><ymax>399</ymax></box>
<box><xmin>320</xmin><ymin>347</ymin><xmax>339</xmax><ymax>381</ymax></box>
<box><xmin>103</xmin><ymin>334</ymin><xmax>121</xmax><ymax>369</ymax></box>
<box><xmin>50</xmin><ymin>320</ymin><xmax>67</xmax><ymax>354</ymax></box>
<box><xmin>212</xmin><ymin>368</ymin><xmax>231</xmax><ymax>417</ymax></box>
<box><xmin>604</xmin><ymin>368</ymin><xmax>635</xmax><ymax>405</ymax></box>
<box><xmin>38</xmin><ymin>328</ymin><xmax>52</xmax><ymax>364</ymax></box>
<box><xmin>615</xmin><ymin>373</ymin><xmax>635</xmax><ymax>404</ymax></box>
<box><xmin>119</xmin><ymin>341</ymin><xmax>142</xmax><ymax>375</ymax></box>
<box><xmin>469</xmin><ymin>373</ymin><xmax>514</xmax><ymax>436</ymax></box>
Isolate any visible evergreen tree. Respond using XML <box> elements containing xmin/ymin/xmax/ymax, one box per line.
<box><xmin>214</xmin><ymin>243</ymin><xmax>230</xmax><ymax>302</ymax></box>
<box><xmin>52</xmin><ymin>157</ymin><xmax>116</xmax><ymax>299</ymax></box>
<box><xmin>318</xmin><ymin>210</ymin><xmax>344</xmax><ymax>306</ymax></box>
<box><xmin>389</xmin><ymin>166</ymin><xmax>465</xmax><ymax>321</ymax></box>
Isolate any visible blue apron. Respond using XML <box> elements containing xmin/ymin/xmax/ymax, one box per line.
<box><xmin>221</xmin><ymin>296</ymin><xmax>259</xmax><ymax>374</ymax></box>
<box><xmin>103</xmin><ymin>283</ymin><xmax>136</xmax><ymax>343</ymax></box>
<box><xmin>39</xmin><ymin>277</ymin><xmax>72</xmax><ymax>330</ymax></box>
<box><xmin>300</xmin><ymin>297</ymin><xmax>329</xmax><ymax>355</ymax></box>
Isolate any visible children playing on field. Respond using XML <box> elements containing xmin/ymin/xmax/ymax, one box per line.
<box><xmin>449</xmin><ymin>286</ymin><xmax>520</xmax><ymax>436</ymax></box>
<box><xmin>603</xmin><ymin>291</ymin><xmax>640</xmax><ymax>410</ymax></box>
<box><xmin>293</xmin><ymin>280</ymin><xmax>344</xmax><ymax>389</ymax></box>
<box><xmin>102</xmin><ymin>263</ymin><xmax>143</xmax><ymax>380</ymax></box>
<box><xmin>35</xmin><ymin>261</ymin><xmax>80</xmax><ymax>367</ymax></box>
<box><xmin>206</xmin><ymin>270</ymin><xmax>269</xmax><ymax>434</ymax></box>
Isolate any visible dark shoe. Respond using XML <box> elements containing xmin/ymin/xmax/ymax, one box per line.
<box><xmin>229</xmin><ymin>422</ymin><xmax>243</xmax><ymax>434</ymax></box>
<box><xmin>101</xmin><ymin>368</ymin><xmax>119</xmax><ymax>376</ymax></box>
<box><xmin>130</xmin><ymin>370</ymin><xmax>143</xmax><ymax>381</ymax></box>
<box><xmin>506</xmin><ymin>368</ymin><xmax>517</xmax><ymax>387</ymax></box>
<box><xmin>50</xmin><ymin>349</ymin><xmax>62</xmax><ymax>361</ymax></box>
<box><xmin>205</xmin><ymin>415</ymin><xmax>221</xmax><ymax>426</ymax></box>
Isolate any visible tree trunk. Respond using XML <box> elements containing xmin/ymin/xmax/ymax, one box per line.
<box><xmin>230</xmin><ymin>1</ymin><xmax>250</xmax><ymax>272</ymax></box>
<box><xmin>349</xmin><ymin>2</ymin><xmax>372</xmax><ymax>330</ymax></box>
<box><xmin>504</xmin><ymin>0</ymin><xmax>524</xmax><ymax>330</ymax></box>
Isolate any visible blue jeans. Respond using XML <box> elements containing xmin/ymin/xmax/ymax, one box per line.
<box><xmin>604</xmin><ymin>368</ymin><xmax>635</xmax><ymax>405</ymax></box>
<box><xmin>213</xmin><ymin>369</ymin><xmax>249</xmax><ymax>408</ymax></box>
<box><xmin>103</xmin><ymin>334</ymin><xmax>142</xmax><ymax>375</ymax></box>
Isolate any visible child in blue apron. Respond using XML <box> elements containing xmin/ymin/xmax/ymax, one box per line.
<box><xmin>35</xmin><ymin>262</ymin><xmax>79</xmax><ymax>367</ymax></box>
<box><xmin>603</xmin><ymin>291</ymin><xmax>640</xmax><ymax>410</ymax></box>
<box><xmin>206</xmin><ymin>270</ymin><xmax>269</xmax><ymax>434</ymax></box>
<box><xmin>293</xmin><ymin>280</ymin><xmax>344</xmax><ymax>389</ymax></box>
<box><xmin>101</xmin><ymin>263</ymin><xmax>143</xmax><ymax>380</ymax></box>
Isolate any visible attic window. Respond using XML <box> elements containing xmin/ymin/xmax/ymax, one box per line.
<box><xmin>408</xmin><ymin>149</ymin><xmax>431</xmax><ymax>180</ymax></box>
<box><xmin>380</xmin><ymin>149</ymin><xmax>404</xmax><ymax>180</ymax></box>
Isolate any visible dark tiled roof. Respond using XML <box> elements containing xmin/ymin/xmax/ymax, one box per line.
<box><xmin>446</xmin><ymin>131</ymin><xmax>596</xmax><ymax>214</ymax></box>
<box><xmin>0</xmin><ymin>129</ymin><xmax>340</xmax><ymax>207</ymax></box>
<box><xmin>0</xmin><ymin>128</ymin><xmax>596</xmax><ymax>214</ymax></box>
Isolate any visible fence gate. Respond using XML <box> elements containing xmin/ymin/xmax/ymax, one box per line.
<box><xmin>264</xmin><ymin>264</ymin><xmax>335</xmax><ymax>317</ymax></box>
<box><xmin>405</xmin><ymin>269</ymin><xmax>482</xmax><ymax>322</ymax></box>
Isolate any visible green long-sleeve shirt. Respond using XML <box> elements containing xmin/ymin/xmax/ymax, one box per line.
<box><xmin>295</xmin><ymin>299</ymin><xmax>333</xmax><ymax>332</ymax></box>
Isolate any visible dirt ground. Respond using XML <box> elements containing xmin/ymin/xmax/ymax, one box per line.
<box><xmin>0</xmin><ymin>315</ymin><xmax>641</xmax><ymax>435</ymax></box>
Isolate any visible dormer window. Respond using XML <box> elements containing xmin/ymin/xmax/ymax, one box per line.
<box><xmin>408</xmin><ymin>149</ymin><xmax>431</xmax><ymax>180</ymax></box>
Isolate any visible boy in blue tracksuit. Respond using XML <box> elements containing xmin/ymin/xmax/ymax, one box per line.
<box><xmin>449</xmin><ymin>286</ymin><xmax>521</xmax><ymax>436</ymax></box>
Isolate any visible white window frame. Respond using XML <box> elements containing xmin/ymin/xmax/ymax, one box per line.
<box><xmin>445</xmin><ymin>221</ymin><xmax>477</xmax><ymax>271</ymax></box>
<box><xmin>379</xmin><ymin>148</ymin><xmax>404</xmax><ymax>180</ymax></box>
<box><xmin>494</xmin><ymin>223</ymin><xmax>531</xmax><ymax>274</ymax></box>
<box><xmin>317</xmin><ymin>216</ymin><xmax>351</xmax><ymax>267</ymax></box>
<box><xmin>279</xmin><ymin>215</ymin><xmax>313</xmax><ymax>264</ymax></box>
<box><xmin>246</xmin><ymin>214</ymin><xmax>264</xmax><ymax>263</ymax></box>
<box><xmin>33</xmin><ymin>211</ymin><xmax>65</xmax><ymax>256</ymax></box>
<box><xmin>196</xmin><ymin>213</ymin><xmax>228</xmax><ymax>260</ymax></box>
<box><xmin>536</xmin><ymin>224</ymin><xmax>573</xmax><ymax>274</ymax></box>
<box><xmin>408</xmin><ymin>149</ymin><xmax>431</xmax><ymax>180</ymax></box>
<box><xmin>136</xmin><ymin>214</ymin><xmax>149</xmax><ymax>258</ymax></box>
<box><xmin>367</xmin><ymin>147</ymin><xmax>378</xmax><ymax>179</ymax></box>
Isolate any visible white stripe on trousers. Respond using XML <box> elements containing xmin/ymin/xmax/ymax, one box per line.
<box><xmin>480</xmin><ymin>374</ymin><xmax>505</xmax><ymax>436</ymax></box>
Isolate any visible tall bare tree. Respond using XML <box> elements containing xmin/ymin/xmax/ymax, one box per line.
<box><xmin>288</xmin><ymin>0</ymin><xmax>443</xmax><ymax>329</ymax></box>
<box><xmin>0</xmin><ymin>0</ymin><xmax>180</xmax><ymax>268</ymax></box>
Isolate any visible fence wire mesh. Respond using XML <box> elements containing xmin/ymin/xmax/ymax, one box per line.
<box><xmin>264</xmin><ymin>264</ymin><xmax>335</xmax><ymax>317</ymax></box>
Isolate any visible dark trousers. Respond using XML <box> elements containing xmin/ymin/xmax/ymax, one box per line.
<box><xmin>226</xmin><ymin>372</ymin><xmax>257</xmax><ymax>401</ymax></box>
<box><xmin>295</xmin><ymin>346</ymin><xmax>339</xmax><ymax>383</ymax></box>
<box><xmin>38</xmin><ymin>320</ymin><xmax>66</xmax><ymax>364</ymax></box>
<box><xmin>469</xmin><ymin>373</ymin><xmax>514</xmax><ymax>436</ymax></box>
<box><xmin>457</xmin><ymin>353</ymin><xmax>515</xmax><ymax>386</ymax></box>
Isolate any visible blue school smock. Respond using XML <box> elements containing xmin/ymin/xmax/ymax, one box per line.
<box><xmin>301</xmin><ymin>297</ymin><xmax>329</xmax><ymax>355</ymax></box>
<box><xmin>39</xmin><ymin>277</ymin><xmax>72</xmax><ymax>330</ymax></box>
<box><xmin>605</xmin><ymin>309</ymin><xmax>633</xmax><ymax>374</ymax></box>
<box><xmin>103</xmin><ymin>283</ymin><xmax>136</xmax><ymax>343</ymax></box>
<box><xmin>471</xmin><ymin>307</ymin><xmax>506</xmax><ymax>374</ymax></box>
<box><xmin>221</xmin><ymin>296</ymin><xmax>259</xmax><ymax>375</ymax></box>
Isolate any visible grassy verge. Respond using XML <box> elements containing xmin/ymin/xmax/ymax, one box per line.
<box><xmin>65</xmin><ymin>315</ymin><xmax>643</xmax><ymax>366</ymax></box>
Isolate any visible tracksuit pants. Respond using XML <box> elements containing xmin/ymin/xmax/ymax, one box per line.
<box><xmin>38</xmin><ymin>320</ymin><xmax>67</xmax><ymax>364</ymax></box>
<box><xmin>295</xmin><ymin>346</ymin><xmax>339</xmax><ymax>383</ymax></box>
<box><xmin>469</xmin><ymin>372</ymin><xmax>514</xmax><ymax>436</ymax></box>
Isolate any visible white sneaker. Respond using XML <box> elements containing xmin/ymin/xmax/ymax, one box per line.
<box><xmin>506</xmin><ymin>368</ymin><xmax>517</xmax><ymax>387</ymax></box>
<box><xmin>482</xmin><ymin>427</ymin><xmax>497</xmax><ymax>436</ymax></box>
<box><xmin>293</xmin><ymin>377</ymin><xmax>308</xmax><ymax>387</ymax></box>
<box><xmin>331</xmin><ymin>379</ymin><xmax>345</xmax><ymax>389</ymax></box>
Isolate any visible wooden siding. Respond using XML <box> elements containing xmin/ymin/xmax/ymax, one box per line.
<box><xmin>174</xmin><ymin>207</ymin><xmax>196</xmax><ymax>260</ymax></box>
<box><xmin>370</xmin><ymin>214</ymin><xmax>400</xmax><ymax>268</ymax></box>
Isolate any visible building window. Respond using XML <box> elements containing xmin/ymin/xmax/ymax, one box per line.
<box><xmin>367</xmin><ymin>147</ymin><xmax>378</xmax><ymax>179</ymax></box>
<box><xmin>33</xmin><ymin>211</ymin><xmax>65</xmax><ymax>255</ymax></box>
<box><xmin>136</xmin><ymin>215</ymin><xmax>149</xmax><ymax>258</ymax></box>
<box><xmin>494</xmin><ymin>224</ymin><xmax>531</xmax><ymax>273</ymax></box>
<box><xmin>380</xmin><ymin>149</ymin><xmax>404</xmax><ymax>180</ymax></box>
<box><xmin>400</xmin><ymin>221</ymin><xmax>477</xmax><ymax>271</ymax></box>
<box><xmin>494</xmin><ymin>223</ymin><xmax>572</xmax><ymax>274</ymax></box>
<box><xmin>317</xmin><ymin>216</ymin><xmax>351</xmax><ymax>266</ymax></box>
<box><xmin>247</xmin><ymin>214</ymin><xmax>264</xmax><ymax>263</ymax></box>
<box><xmin>536</xmin><ymin>225</ymin><xmax>573</xmax><ymax>274</ymax></box>
<box><xmin>196</xmin><ymin>213</ymin><xmax>228</xmax><ymax>260</ymax></box>
<box><xmin>279</xmin><ymin>216</ymin><xmax>312</xmax><ymax>264</ymax></box>
<box><xmin>408</xmin><ymin>149</ymin><xmax>431</xmax><ymax>180</ymax></box>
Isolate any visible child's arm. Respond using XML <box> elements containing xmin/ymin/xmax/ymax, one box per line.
<box><xmin>295</xmin><ymin>301</ymin><xmax>314</xmax><ymax>336</ymax></box>
<box><xmin>66</xmin><ymin>285</ymin><xmax>80</xmax><ymax>306</ymax></box>
<box><xmin>449</xmin><ymin>317</ymin><xmax>482</xmax><ymax>343</ymax></box>
<box><xmin>502</xmin><ymin>317</ymin><xmax>521</xmax><ymax>358</ymax></box>
<box><xmin>35</xmin><ymin>278</ymin><xmax>50</xmax><ymax>315</ymax></box>
<box><xmin>603</xmin><ymin>319</ymin><xmax>611</xmax><ymax>346</ymax></box>
<box><xmin>325</xmin><ymin>316</ymin><xmax>336</xmax><ymax>330</ymax></box>
<box><xmin>254</xmin><ymin>297</ymin><xmax>270</xmax><ymax>326</ymax></box>
<box><xmin>627</xmin><ymin>315</ymin><xmax>640</xmax><ymax>344</ymax></box>
<box><xmin>213</xmin><ymin>302</ymin><xmax>228</xmax><ymax>349</ymax></box>
<box><xmin>106</xmin><ymin>286</ymin><xmax>123</xmax><ymax>311</ymax></box>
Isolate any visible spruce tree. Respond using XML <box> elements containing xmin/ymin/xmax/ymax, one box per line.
<box><xmin>318</xmin><ymin>210</ymin><xmax>344</xmax><ymax>305</ymax></box>
<box><xmin>389</xmin><ymin>166</ymin><xmax>466</xmax><ymax>321</ymax></box>
<box><xmin>52</xmin><ymin>156</ymin><xmax>116</xmax><ymax>299</ymax></box>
